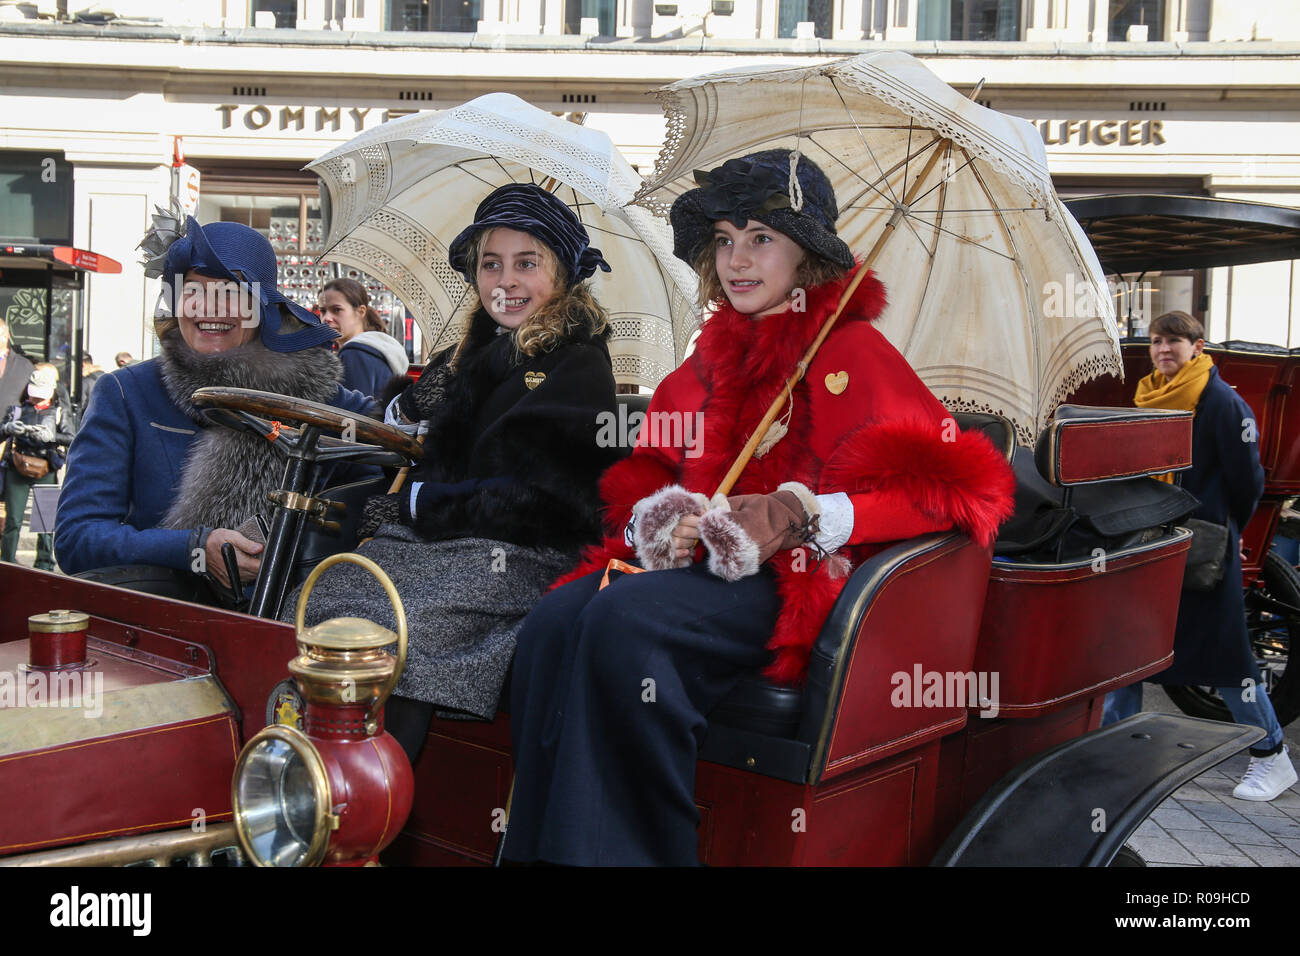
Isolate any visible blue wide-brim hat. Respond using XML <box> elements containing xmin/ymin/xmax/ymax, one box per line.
<box><xmin>669</xmin><ymin>150</ymin><xmax>855</xmax><ymax>272</ymax></box>
<box><xmin>161</xmin><ymin>218</ymin><xmax>337</xmax><ymax>353</ymax></box>
<box><xmin>447</xmin><ymin>183</ymin><xmax>611</xmax><ymax>287</ymax></box>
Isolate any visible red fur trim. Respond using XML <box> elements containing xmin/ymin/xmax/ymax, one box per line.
<box><xmin>763</xmin><ymin>555</ymin><xmax>848</xmax><ymax>684</ymax></box>
<box><xmin>821</xmin><ymin>419</ymin><xmax>1015</xmax><ymax>547</ymax></box>
<box><xmin>597</xmin><ymin>453</ymin><xmax>678</xmax><ymax>536</ymax></box>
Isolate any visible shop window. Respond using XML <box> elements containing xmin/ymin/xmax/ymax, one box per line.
<box><xmin>778</xmin><ymin>0</ymin><xmax>831</xmax><ymax>38</ymax></box>
<box><xmin>918</xmin><ymin>0</ymin><xmax>1021</xmax><ymax>41</ymax></box>
<box><xmin>564</xmin><ymin>0</ymin><xmax>615</xmax><ymax>35</ymax></box>
<box><xmin>387</xmin><ymin>0</ymin><xmax>482</xmax><ymax>31</ymax></box>
<box><xmin>250</xmin><ymin>0</ymin><xmax>298</xmax><ymax>28</ymax></box>
<box><xmin>0</xmin><ymin>151</ymin><xmax>72</xmax><ymax>244</ymax></box>
<box><xmin>1108</xmin><ymin>0</ymin><xmax>1162</xmax><ymax>40</ymax></box>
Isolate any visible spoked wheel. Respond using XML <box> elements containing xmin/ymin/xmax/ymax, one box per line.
<box><xmin>1166</xmin><ymin>550</ymin><xmax>1300</xmax><ymax>728</ymax></box>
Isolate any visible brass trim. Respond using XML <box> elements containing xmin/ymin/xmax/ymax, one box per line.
<box><xmin>808</xmin><ymin>534</ymin><xmax>957</xmax><ymax>782</ymax></box>
<box><xmin>0</xmin><ymin>823</ymin><xmax>242</xmax><ymax>867</ymax></box>
<box><xmin>232</xmin><ymin>724</ymin><xmax>333</xmax><ymax>868</ymax></box>
<box><xmin>27</xmin><ymin>610</ymin><xmax>90</xmax><ymax>634</ymax></box>
<box><xmin>294</xmin><ymin>553</ymin><xmax>407</xmax><ymax>735</ymax></box>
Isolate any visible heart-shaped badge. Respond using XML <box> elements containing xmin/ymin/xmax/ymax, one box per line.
<box><xmin>825</xmin><ymin>371</ymin><xmax>849</xmax><ymax>395</ymax></box>
<box><xmin>524</xmin><ymin>371</ymin><xmax>546</xmax><ymax>390</ymax></box>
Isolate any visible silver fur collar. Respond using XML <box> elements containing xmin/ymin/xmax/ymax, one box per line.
<box><xmin>157</xmin><ymin>331</ymin><xmax>343</xmax><ymax>532</ymax></box>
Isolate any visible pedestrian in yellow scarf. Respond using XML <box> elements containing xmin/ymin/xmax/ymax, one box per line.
<box><xmin>1134</xmin><ymin>310</ymin><xmax>1211</xmax><ymax>481</ymax></box>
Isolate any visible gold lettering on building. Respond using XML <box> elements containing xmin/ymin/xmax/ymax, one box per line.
<box><xmin>1034</xmin><ymin>119</ymin><xmax>1167</xmax><ymax>147</ymax></box>
<box><xmin>281</xmin><ymin>106</ymin><xmax>305</xmax><ymax>131</ymax></box>
<box><xmin>317</xmin><ymin>107</ymin><xmax>341</xmax><ymax>131</ymax></box>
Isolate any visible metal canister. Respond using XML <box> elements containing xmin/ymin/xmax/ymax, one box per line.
<box><xmin>28</xmin><ymin>609</ymin><xmax>90</xmax><ymax>669</ymax></box>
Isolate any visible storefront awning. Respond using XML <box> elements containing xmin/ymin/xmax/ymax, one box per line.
<box><xmin>0</xmin><ymin>244</ymin><xmax>122</xmax><ymax>286</ymax></box>
<box><xmin>1066</xmin><ymin>194</ymin><xmax>1300</xmax><ymax>274</ymax></box>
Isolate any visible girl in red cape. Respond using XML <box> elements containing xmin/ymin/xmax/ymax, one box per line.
<box><xmin>503</xmin><ymin>149</ymin><xmax>1015</xmax><ymax>865</ymax></box>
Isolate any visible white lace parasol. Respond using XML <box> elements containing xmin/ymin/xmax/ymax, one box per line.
<box><xmin>309</xmin><ymin>93</ymin><xmax>698</xmax><ymax>388</ymax></box>
<box><xmin>636</xmin><ymin>51</ymin><xmax>1122</xmax><ymax>444</ymax></box>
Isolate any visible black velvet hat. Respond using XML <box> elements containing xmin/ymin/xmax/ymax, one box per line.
<box><xmin>669</xmin><ymin>150</ymin><xmax>855</xmax><ymax>271</ymax></box>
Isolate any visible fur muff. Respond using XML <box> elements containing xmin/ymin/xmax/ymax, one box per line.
<box><xmin>632</xmin><ymin>485</ymin><xmax>709</xmax><ymax>570</ymax></box>
<box><xmin>157</xmin><ymin>330</ymin><xmax>343</xmax><ymax>531</ymax></box>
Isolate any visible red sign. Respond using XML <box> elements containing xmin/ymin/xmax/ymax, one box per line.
<box><xmin>52</xmin><ymin>247</ymin><xmax>123</xmax><ymax>274</ymax></box>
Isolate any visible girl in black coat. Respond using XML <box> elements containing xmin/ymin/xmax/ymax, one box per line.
<box><xmin>1103</xmin><ymin>310</ymin><xmax>1296</xmax><ymax>801</ymax></box>
<box><xmin>288</xmin><ymin>185</ymin><xmax>621</xmax><ymax>748</ymax></box>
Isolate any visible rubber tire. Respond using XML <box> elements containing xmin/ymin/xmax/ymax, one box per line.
<box><xmin>1166</xmin><ymin>550</ymin><xmax>1300</xmax><ymax>728</ymax></box>
<box><xmin>1108</xmin><ymin>844</ymin><xmax>1147</xmax><ymax>867</ymax></box>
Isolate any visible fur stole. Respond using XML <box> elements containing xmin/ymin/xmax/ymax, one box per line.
<box><xmin>558</xmin><ymin>268</ymin><xmax>1014</xmax><ymax>684</ymax></box>
<box><xmin>157</xmin><ymin>330</ymin><xmax>343</xmax><ymax>531</ymax></box>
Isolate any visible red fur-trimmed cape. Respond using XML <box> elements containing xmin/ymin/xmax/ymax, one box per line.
<box><xmin>555</xmin><ymin>266</ymin><xmax>1014</xmax><ymax>683</ymax></box>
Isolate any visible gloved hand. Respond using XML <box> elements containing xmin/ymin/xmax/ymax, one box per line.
<box><xmin>398</xmin><ymin>362</ymin><xmax>453</xmax><ymax>422</ymax></box>
<box><xmin>0</xmin><ymin>421</ymin><xmax>16</xmax><ymax>438</ymax></box>
<box><xmin>30</xmin><ymin>424</ymin><xmax>54</xmax><ymax>444</ymax></box>
<box><xmin>358</xmin><ymin>493</ymin><xmax>400</xmax><ymax>540</ymax></box>
<box><xmin>629</xmin><ymin>485</ymin><xmax>710</xmax><ymax>571</ymax></box>
<box><xmin>697</xmin><ymin>483</ymin><xmax>820</xmax><ymax>581</ymax></box>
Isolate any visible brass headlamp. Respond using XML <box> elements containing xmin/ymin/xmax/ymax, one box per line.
<box><xmin>232</xmin><ymin>553</ymin><xmax>414</xmax><ymax>867</ymax></box>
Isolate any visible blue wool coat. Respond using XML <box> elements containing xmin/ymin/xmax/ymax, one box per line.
<box><xmin>54</xmin><ymin>358</ymin><xmax>374</xmax><ymax>575</ymax></box>
<box><xmin>1154</xmin><ymin>366</ymin><xmax>1267</xmax><ymax>687</ymax></box>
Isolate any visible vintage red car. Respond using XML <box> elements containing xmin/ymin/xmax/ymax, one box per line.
<box><xmin>0</xmin><ymin>379</ymin><xmax>1272</xmax><ymax>867</ymax></box>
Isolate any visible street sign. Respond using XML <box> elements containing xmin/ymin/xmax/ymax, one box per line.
<box><xmin>173</xmin><ymin>164</ymin><xmax>201</xmax><ymax>216</ymax></box>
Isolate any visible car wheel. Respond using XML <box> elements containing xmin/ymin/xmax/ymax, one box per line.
<box><xmin>1166</xmin><ymin>550</ymin><xmax>1300</xmax><ymax>728</ymax></box>
<box><xmin>1108</xmin><ymin>844</ymin><xmax>1147</xmax><ymax>867</ymax></box>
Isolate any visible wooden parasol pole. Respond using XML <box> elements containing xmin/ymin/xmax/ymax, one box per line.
<box><xmin>712</xmin><ymin>139</ymin><xmax>953</xmax><ymax>497</ymax></box>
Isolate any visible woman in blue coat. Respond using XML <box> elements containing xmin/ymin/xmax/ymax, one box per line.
<box><xmin>55</xmin><ymin>217</ymin><xmax>374</xmax><ymax>591</ymax></box>
<box><xmin>318</xmin><ymin>278</ymin><xmax>409</xmax><ymax>400</ymax></box>
<box><xmin>1104</xmin><ymin>310</ymin><xmax>1296</xmax><ymax>801</ymax></box>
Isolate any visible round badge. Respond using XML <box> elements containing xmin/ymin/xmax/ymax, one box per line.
<box><xmin>266</xmin><ymin>678</ymin><xmax>305</xmax><ymax>730</ymax></box>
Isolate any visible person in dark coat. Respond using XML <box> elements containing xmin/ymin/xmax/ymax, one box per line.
<box><xmin>0</xmin><ymin>319</ymin><xmax>36</xmax><ymax>423</ymax></box>
<box><xmin>287</xmin><ymin>183</ymin><xmax>621</xmax><ymax>737</ymax></box>
<box><xmin>56</xmin><ymin>217</ymin><xmax>375</xmax><ymax>594</ymax></box>
<box><xmin>318</xmin><ymin>278</ymin><xmax>409</xmax><ymax>400</ymax></box>
<box><xmin>1103</xmin><ymin>310</ymin><xmax>1296</xmax><ymax>801</ymax></box>
<box><xmin>2</xmin><ymin>364</ymin><xmax>76</xmax><ymax>570</ymax></box>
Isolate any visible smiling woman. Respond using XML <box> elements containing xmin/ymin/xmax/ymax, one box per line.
<box><xmin>54</xmin><ymin>218</ymin><xmax>376</xmax><ymax>597</ymax></box>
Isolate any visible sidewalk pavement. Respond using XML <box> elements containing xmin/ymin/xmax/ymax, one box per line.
<box><xmin>1132</xmin><ymin>752</ymin><xmax>1300</xmax><ymax>866</ymax></box>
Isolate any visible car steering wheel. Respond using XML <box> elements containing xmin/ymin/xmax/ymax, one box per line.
<box><xmin>190</xmin><ymin>386</ymin><xmax>423</xmax><ymax>468</ymax></box>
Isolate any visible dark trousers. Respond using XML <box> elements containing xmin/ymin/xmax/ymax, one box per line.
<box><xmin>504</xmin><ymin>563</ymin><xmax>780</xmax><ymax>866</ymax></box>
<box><xmin>2</xmin><ymin>468</ymin><xmax>55</xmax><ymax>570</ymax></box>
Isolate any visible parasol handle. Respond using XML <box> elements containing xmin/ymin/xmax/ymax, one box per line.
<box><xmin>711</xmin><ymin>140</ymin><xmax>953</xmax><ymax>499</ymax></box>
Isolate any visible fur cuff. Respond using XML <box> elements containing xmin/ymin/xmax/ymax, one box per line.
<box><xmin>632</xmin><ymin>485</ymin><xmax>708</xmax><ymax>571</ymax></box>
<box><xmin>776</xmin><ymin>481</ymin><xmax>821</xmax><ymax>520</ymax></box>
<box><xmin>698</xmin><ymin>508</ymin><xmax>761</xmax><ymax>581</ymax></box>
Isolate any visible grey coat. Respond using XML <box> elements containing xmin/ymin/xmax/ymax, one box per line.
<box><xmin>288</xmin><ymin>525</ymin><xmax>574</xmax><ymax>719</ymax></box>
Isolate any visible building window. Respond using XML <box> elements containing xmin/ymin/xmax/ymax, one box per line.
<box><xmin>564</xmin><ymin>0</ymin><xmax>616</xmax><ymax>35</ymax></box>
<box><xmin>387</xmin><ymin>0</ymin><xmax>482</xmax><ymax>31</ymax></box>
<box><xmin>918</xmin><ymin>0</ymin><xmax>1021</xmax><ymax>41</ymax></box>
<box><xmin>0</xmin><ymin>151</ymin><xmax>73</xmax><ymax>244</ymax></box>
<box><xmin>1109</xmin><ymin>0</ymin><xmax>1162</xmax><ymax>40</ymax></box>
<box><xmin>778</xmin><ymin>0</ymin><xmax>831</xmax><ymax>38</ymax></box>
<box><xmin>250</xmin><ymin>0</ymin><xmax>298</xmax><ymax>28</ymax></box>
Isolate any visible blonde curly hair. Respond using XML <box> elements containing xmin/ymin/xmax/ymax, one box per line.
<box><xmin>452</xmin><ymin>227</ymin><xmax>609</xmax><ymax>366</ymax></box>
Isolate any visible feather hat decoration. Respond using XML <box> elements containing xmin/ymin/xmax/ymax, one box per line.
<box><xmin>138</xmin><ymin>199</ymin><xmax>189</xmax><ymax>279</ymax></box>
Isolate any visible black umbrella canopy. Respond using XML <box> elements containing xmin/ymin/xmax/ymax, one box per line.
<box><xmin>1066</xmin><ymin>194</ymin><xmax>1300</xmax><ymax>274</ymax></box>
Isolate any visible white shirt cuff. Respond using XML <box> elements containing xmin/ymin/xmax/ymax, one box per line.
<box><xmin>813</xmin><ymin>492</ymin><xmax>853</xmax><ymax>553</ymax></box>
